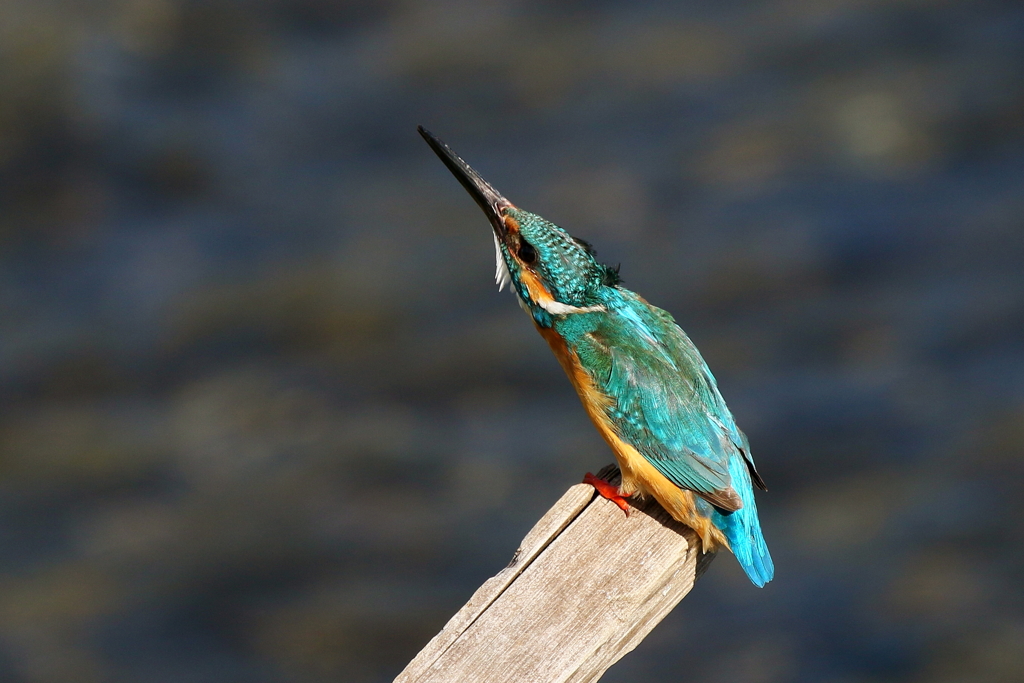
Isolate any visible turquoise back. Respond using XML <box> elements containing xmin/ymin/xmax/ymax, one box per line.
<box><xmin>556</xmin><ymin>288</ymin><xmax>774</xmax><ymax>586</ymax></box>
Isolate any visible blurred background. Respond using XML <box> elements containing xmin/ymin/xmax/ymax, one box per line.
<box><xmin>2</xmin><ymin>1</ymin><xmax>1023</xmax><ymax>681</ymax></box>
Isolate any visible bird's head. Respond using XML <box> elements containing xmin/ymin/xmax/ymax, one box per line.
<box><xmin>419</xmin><ymin>127</ymin><xmax>620</xmax><ymax>327</ymax></box>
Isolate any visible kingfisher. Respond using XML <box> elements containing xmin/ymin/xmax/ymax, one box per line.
<box><xmin>418</xmin><ymin>127</ymin><xmax>773</xmax><ymax>587</ymax></box>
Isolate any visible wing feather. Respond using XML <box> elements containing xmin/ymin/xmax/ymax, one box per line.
<box><xmin>578</xmin><ymin>295</ymin><xmax>757</xmax><ymax>511</ymax></box>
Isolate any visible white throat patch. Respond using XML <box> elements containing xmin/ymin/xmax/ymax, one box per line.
<box><xmin>514</xmin><ymin>288</ymin><xmax>606</xmax><ymax>317</ymax></box>
<box><xmin>538</xmin><ymin>299</ymin><xmax>606</xmax><ymax>316</ymax></box>
<box><xmin>493</xmin><ymin>233</ymin><xmax>512</xmax><ymax>292</ymax></box>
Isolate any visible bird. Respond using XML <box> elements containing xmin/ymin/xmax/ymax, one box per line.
<box><xmin>418</xmin><ymin>126</ymin><xmax>774</xmax><ymax>587</ymax></box>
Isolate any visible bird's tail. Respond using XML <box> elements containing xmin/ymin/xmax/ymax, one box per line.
<box><xmin>712</xmin><ymin>456</ymin><xmax>774</xmax><ymax>587</ymax></box>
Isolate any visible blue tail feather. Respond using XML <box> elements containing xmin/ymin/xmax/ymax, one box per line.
<box><xmin>712</xmin><ymin>456</ymin><xmax>774</xmax><ymax>587</ymax></box>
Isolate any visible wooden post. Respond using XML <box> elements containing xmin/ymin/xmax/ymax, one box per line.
<box><xmin>395</xmin><ymin>465</ymin><xmax>715</xmax><ymax>683</ymax></box>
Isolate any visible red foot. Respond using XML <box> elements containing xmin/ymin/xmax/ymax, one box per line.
<box><xmin>583</xmin><ymin>472</ymin><xmax>631</xmax><ymax>516</ymax></box>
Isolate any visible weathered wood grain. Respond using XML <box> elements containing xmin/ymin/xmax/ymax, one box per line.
<box><xmin>395</xmin><ymin>465</ymin><xmax>715</xmax><ymax>683</ymax></box>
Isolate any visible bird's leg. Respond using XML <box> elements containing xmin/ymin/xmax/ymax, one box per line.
<box><xmin>583</xmin><ymin>472</ymin><xmax>631</xmax><ymax>516</ymax></box>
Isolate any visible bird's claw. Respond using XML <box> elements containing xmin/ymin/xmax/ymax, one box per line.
<box><xmin>583</xmin><ymin>472</ymin><xmax>631</xmax><ymax>516</ymax></box>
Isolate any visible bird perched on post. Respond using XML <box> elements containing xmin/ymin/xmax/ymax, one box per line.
<box><xmin>418</xmin><ymin>127</ymin><xmax>773</xmax><ymax>587</ymax></box>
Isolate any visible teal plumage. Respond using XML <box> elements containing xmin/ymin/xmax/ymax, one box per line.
<box><xmin>419</xmin><ymin>127</ymin><xmax>773</xmax><ymax>587</ymax></box>
<box><xmin>555</xmin><ymin>280</ymin><xmax>774</xmax><ymax>587</ymax></box>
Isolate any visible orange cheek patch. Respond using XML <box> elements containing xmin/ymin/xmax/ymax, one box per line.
<box><xmin>518</xmin><ymin>267</ymin><xmax>556</xmax><ymax>308</ymax></box>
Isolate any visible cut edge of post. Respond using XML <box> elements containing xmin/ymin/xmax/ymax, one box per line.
<box><xmin>395</xmin><ymin>480</ymin><xmax>598</xmax><ymax>679</ymax></box>
<box><xmin>395</xmin><ymin>464</ymin><xmax>715</xmax><ymax>683</ymax></box>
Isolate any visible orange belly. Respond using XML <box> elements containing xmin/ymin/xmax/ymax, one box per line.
<box><xmin>536</xmin><ymin>325</ymin><xmax>728</xmax><ymax>552</ymax></box>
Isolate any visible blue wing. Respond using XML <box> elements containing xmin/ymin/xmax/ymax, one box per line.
<box><xmin>570</xmin><ymin>291</ymin><xmax>774</xmax><ymax>585</ymax></box>
<box><xmin>575</xmin><ymin>293</ymin><xmax>752</xmax><ymax>509</ymax></box>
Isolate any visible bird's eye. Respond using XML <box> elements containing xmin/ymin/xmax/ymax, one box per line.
<box><xmin>518</xmin><ymin>241</ymin><xmax>537</xmax><ymax>265</ymax></box>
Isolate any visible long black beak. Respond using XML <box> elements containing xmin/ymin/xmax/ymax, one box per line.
<box><xmin>418</xmin><ymin>126</ymin><xmax>513</xmax><ymax>237</ymax></box>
